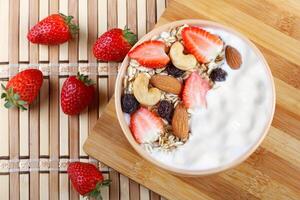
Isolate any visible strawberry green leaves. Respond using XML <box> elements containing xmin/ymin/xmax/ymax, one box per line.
<box><xmin>1</xmin><ymin>84</ymin><xmax>28</xmax><ymax>110</ymax></box>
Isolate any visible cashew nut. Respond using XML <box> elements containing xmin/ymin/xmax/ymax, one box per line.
<box><xmin>169</xmin><ymin>42</ymin><xmax>197</xmax><ymax>71</ymax></box>
<box><xmin>133</xmin><ymin>73</ymin><xmax>161</xmax><ymax>106</ymax></box>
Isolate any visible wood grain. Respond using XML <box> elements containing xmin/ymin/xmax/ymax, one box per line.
<box><xmin>84</xmin><ymin>1</ymin><xmax>300</xmax><ymax>199</ymax></box>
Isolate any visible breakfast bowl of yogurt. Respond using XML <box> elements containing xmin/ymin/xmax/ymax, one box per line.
<box><xmin>115</xmin><ymin>19</ymin><xmax>275</xmax><ymax>176</ymax></box>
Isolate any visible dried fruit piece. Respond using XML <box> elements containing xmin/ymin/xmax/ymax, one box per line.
<box><xmin>182</xmin><ymin>26</ymin><xmax>223</xmax><ymax>63</ymax></box>
<box><xmin>150</xmin><ymin>75</ymin><xmax>182</xmax><ymax>95</ymax></box>
<box><xmin>157</xmin><ymin>100</ymin><xmax>174</xmax><ymax>123</ymax></box>
<box><xmin>130</xmin><ymin>107</ymin><xmax>163</xmax><ymax>144</ymax></box>
<box><xmin>172</xmin><ymin>103</ymin><xmax>189</xmax><ymax>139</ymax></box>
<box><xmin>133</xmin><ymin>73</ymin><xmax>161</xmax><ymax>106</ymax></box>
<box><xmin>225</xmin><ymin>45</ymin><xmax>242</xmax><ymax>69</ymax></box>
<box><xmin>169</xmin><ymin>42</ymin><xmax>197</xmax><ymax>71</ymax></box>
<box><xmin>166</xmin><ymin>63</ymin><xmax>184</xmax><ymax>77</ymax></box>
<box><xmin>121</xmin><ymin>94</ymin><xmax>139</xmax><ymax>114</ymax></box>
<box><xmin>209</xmin><ymin>68</ymin><xmax>227</xmax><ymax>82</ymax></box>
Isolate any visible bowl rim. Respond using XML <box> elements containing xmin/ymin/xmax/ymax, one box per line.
<box><xmin>115</xmin><ymin>19</ymin><xmax>276</xmax><ymax>176</ymax></box>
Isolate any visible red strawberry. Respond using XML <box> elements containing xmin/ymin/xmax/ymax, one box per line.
<box><xmin>130</xmin><ymin>107</ymin><xmax>163</xmax><ymax>144</ymax></box>
<box><xmin>182</xmin><ymin>26</ymin><xmax>223</xmax><ymax>63</ymax></box>
<box><xmin>128</xmin><ymin>40</ymin><xmax>170</xmax><ymax>68</ymax></box>
<box><xmin>1</xmin><ymin>69</ymin><xmax>43</xmax><ymax>110</ymax></box>
<box><xmin>67</xmin><ymin>162</ymin><xmax>111</xmax><ymax>199</ymax></box>
<box><xmin>93</xmin><ymin>27</ymin><xmax>137</xmax><ymax>61</ymax></box>
<box><xmin>182</xmin><ymin>72</ymin><xmax>211</xmax><ymax>109</ymax></box>
<box><xmin>27</xmin><ymin>13</ymin><xmax>79</xmax><ymax>45</ymax></box>
<box><xmin>61</xmin><ymin>73</ymin><xmax>95</xmax><ymax>115</ymax></box>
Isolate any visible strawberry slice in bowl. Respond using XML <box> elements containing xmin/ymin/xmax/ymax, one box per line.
<box><xmin>182</xmin><ymin>72</ymin><xmax>211</xmax><ymax>109</ymax></box>
<box><xmin>182</xmin><ymin>26</ymin><xmax>224</xmax><ymax>63</ymax></box>
<box><xmin>128</xmin><ymin>40</ymin><xmax>170</xmax><ymax>68</ymax></box>
<box><xmin>130</xmin><ymin>107</ymin><xmax>163</xmax><ymax>144</ymax></box>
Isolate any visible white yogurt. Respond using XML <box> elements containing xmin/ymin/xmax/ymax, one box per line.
<box><xmin>146</xmin><ymin>26</ymin><xmax>274</xmax><ymax>171</ymax></box>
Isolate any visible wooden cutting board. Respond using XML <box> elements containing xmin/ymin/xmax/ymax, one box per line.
<box><xmin>84</xmin><ymin>0</ymin><xmax>300</xmax><ymax>199</ymax></box>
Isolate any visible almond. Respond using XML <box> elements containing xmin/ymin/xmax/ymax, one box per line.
<box><xmin>150</xmin><ymin>75</ymin><xmax>182</xmax><ymax>95</ymax></box>
<box><xmin>225</xmin><ymin>45</ymin><xmax>242</xmax><ymax>69</ymax></box>
<box><xmin>172</xmin><ymin>103</ymin><xmax>189</xmax><ymax>139</ymax></box>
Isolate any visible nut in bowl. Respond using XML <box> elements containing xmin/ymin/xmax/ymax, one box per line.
<box><xmin>115</xmin><ymin>20</ymin><xmax>275</xmax><ymax>176</ymax></box>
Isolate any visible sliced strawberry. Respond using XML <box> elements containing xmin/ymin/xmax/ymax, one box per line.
<box><xmin>130</xmin><ymin>107</ymin><xmax>163</xmax><ymax>144</ymax></box>
<box><xmin>182</xmin><ymin>26</ymin><xmax>223</xmax><ymax>63</ymax></box>
<box><xmin>128</xmin><ymin>40</ymin><xmax>170</xmax><ymax>68</ymax></box>
<box><xmin>182</xmin><ymin>72</ymin><xmax>211</xmax><ymax>109</ymax></box>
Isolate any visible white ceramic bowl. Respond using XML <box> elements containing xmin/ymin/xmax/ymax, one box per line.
<box><xmin>115</xmin><ymin>20</ymin><xmax>275</xmax><ymax>176</ymax></box>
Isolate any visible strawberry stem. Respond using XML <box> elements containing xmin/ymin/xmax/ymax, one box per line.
<box><xmin>76</xmin><ymin>72</ymin><xmax>94</xmax><ymax>86</ymax></box>
<box><xmin>123</xmin><ymin>26</ymin><xmax>137</xmax><ymax>46</ymax></box>
<box><xmin>59</xmin><ymin>13</ymin><xmax>79</xmax><ymax>37</ymax></box>
<box><xmin>86</xmin><ymin>179</ymin><xmax>111</xmax><ymax>200</ymax></box>
<box><xmin>1</xmin><ymin>83</ymin><xmax>27</xmax><ymax>110</ymax></box>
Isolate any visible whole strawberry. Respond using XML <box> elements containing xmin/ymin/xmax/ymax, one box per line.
<box><xmin>1</xmin><ymin>69</ymin><xmax>43</xmax><ymax>110</ymax></box>
<box><xmin>68</xmin><ymin>162</ymin><xmax>111</xmax><ymax>199</ymax></box>
<box><xmin>61</xmin><ymin>73</ymin><xmax>95</xmax><ymax>115</ymax></box>
<box><xmin>93</xmin><ymin>27</ymin><xmax>137</xmax><ymax>61</ymax></box>
<box><xmin>27</xmin><ymin>13</ymin><xmax>79</xmax><ymax>45</ymax></box>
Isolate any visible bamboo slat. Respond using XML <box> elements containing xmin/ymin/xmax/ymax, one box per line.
<box><xmin>60</xmin><ymin>173</ymin><xmax>69</xmax><ymax>200</ymax></box>
<box><xmin>0</xmin><ymin>0</ymin><xmax>166</xmax><ymax>199</ymax></box>
<box><xmin>20</xmin><ymin>174</ymin><xmax>29</xmax><ymax>200</ymax></box>
<box><xmin>49</xmin><ymin>0</ymin><xmax>60</xmax><ymax>198</ymax></box>
<box><xmin>78</xmin><ymin>0</ymin><xmax>88</xmax><ymax>61</ymax></box>
<box><xmin>38</xmin><ymin>0</ymin><xmax>49</xmax><ymax>62</ymax></box>
<box><xmin>137</xmin><ymin>0</ymin><xmax>147</xmax><ymax>38</ymax></box>
<box><xmin>0</xmin><ymin>80</ymin><xmax>9</xmax><ymax>157</ymax></box>
<box><xmin>140</xmin><ymin>186</ymin><xmax>150</xmax><ymax>200</ymax></box>
<box><xmin>40</xmin><ymin>174</ymin><xmax>49</xmax><ymax>200</ymax></box>
<box><xmin>106</xmin><ymin>0</ymin><xmax>121</xmax><ymax>199</ymax></box>
<box><xmin>19</xmin><ymin>0</ymin><xmax>29</xmax><ymax>62</ymax></box>
<box><xmin>0</xmin><ymin>175</ymin><xmax>9</xmax><ymax>199</ymax></box>
<box><xmin>120</xmin><ymin>174</ymin><xmax>130</xmax><ymax>200</ymax></box>
<box><xmin>29</xmin><ymin>0</ymin><xmax>40</xmax><ymax>199</ymax></box>
<box><xmin>8</xmin><ymin>0</ymin><xmax>20</xmax><ymax>199</ymax></box>
<box><xmin>68</xmin><ymin>2</ymin><xmax>79</xmax><ymax>188</ymax></box>
<box><xmin>59</xmin><ymin>78</ymin><xmax>69</xmax><ymax>156</ymax></box>
<box><xmin>39</xmin><ymin>78</ymin><xmax>49</xmax><ymax>156</ymax></box>
<box><xmin>129</xmin><ymin>179</ymin><xmax>140</xmax><ymax>200</ymax></box>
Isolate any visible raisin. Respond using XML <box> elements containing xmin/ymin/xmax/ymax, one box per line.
<box><xmin>209</xmin><ymin>68</ymin><xmax>228</xmax><ymax>82</ymax></box>
<box><xmin>157</xmin><ymin>100</ymin><xmax>174</xmax><ymax>123</ymax></box>
<box><xmin>166</xmin><ymin>63</ymin><xmax>185</xmax><ymax>78</ymax></box>
<box><xmin>121</xmin><ymin>94</ymin><xmax>139</xmax><ymax>114</ymax></box>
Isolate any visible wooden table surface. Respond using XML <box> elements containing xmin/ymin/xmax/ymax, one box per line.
<box><xmin>84</xmin><ymin>0</ymin><xmax>300</xmax><ymax>200</ymax></box>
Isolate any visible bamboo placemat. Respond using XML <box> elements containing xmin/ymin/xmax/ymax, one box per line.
<box><xmin>0</xmin><ymin>0</ymin><xmax>167</xmax><ymax>199</ymax></box>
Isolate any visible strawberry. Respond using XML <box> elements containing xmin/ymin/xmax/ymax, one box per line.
<box><xmin>130</xmin><ymin>107</ymin><xmax>163</xmax><ymax>144</ymax></box>
<box><xmin>128</xmin><ymin>40</ymin><xmax>170</xmax><ymax>68</ymax></box>
<box><xmin>93</xmin><ymin>27</ymin><xmax>137</xmax><ymax>62</ymax></box>
<box><xmin>27</xmin><ymin>13</ymin><xmax>79</xmax><ymax>45</ymax></box>
<box><xmin>182</xmin><ymin>72</ymin><xmax>211</xmax><ymax>109</ymax></box>
<box><xmin>67</xmin><ymin>162</ymin><xmax>111</xmax><ymax>199</ymax></box>
<box><xmin>182</xmin><ymin>26</ymin><xmax>223</xmax><ymax>63</ymax></box>
<box><xmin>1</xmin><ymin>69</ymin><xmax>43</xmax><ymax>110</ymax></box>
<box><xmin>61</xmin><ymin>73</ymin><xmax>95</xmax><ymax>115</ymax></box>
